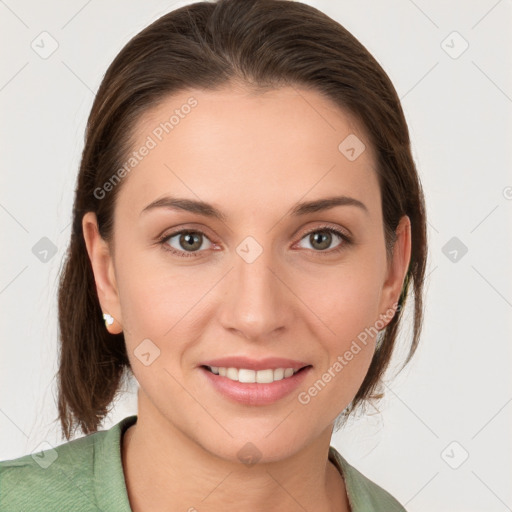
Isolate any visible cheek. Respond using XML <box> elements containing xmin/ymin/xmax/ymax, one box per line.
<box><xmin>292</xmin><ymin>262</ymin><xmax>382</xmax><ymax>404</ymax></box>
<box><xmin>296</xmin><ymin>280</ymin><xmax>378</xmax><ymax>419</ymax></box>
<box><xmin>115</xmin><ymin>255</ymin><xmax>215</xmax><ymax>361</ymax></box>
<box><xmin>295</xmin><ymin>257</ymin><xmax>384</xmax><ymax>343</ymax></box>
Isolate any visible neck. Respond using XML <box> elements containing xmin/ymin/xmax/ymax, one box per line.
<box><xmin>121</xmin><ymin>396</ymin><xmax>350</xmax><ymax>512</ymax></box>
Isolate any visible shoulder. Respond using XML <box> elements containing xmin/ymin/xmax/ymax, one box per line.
<box><xmin>0</xmin><ymin>430</ymin><xmax>100</xmax><ymax>511</ymax></box>
<box><xmin>0</xmin><ymin>415</ymin><xmax>137</xmax><ymax>512</ymax></box>
<box><xmin>329</xmin><ymin>446</ymin><xmax>408</xmax><ymax>512</ymax></box>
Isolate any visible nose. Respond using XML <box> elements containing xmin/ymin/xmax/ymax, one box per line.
<box><xmin>218</xmin><ymin>239</ymin><xmax>294</xmax><ymax>342</ymax></box>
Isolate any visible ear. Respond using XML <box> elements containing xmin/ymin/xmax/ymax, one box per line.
<box><xmin>377</xmin><ymin>215</ymin><xmax>412</xmax><ymax>328</ymax></box>
<box><xmin>82</xmin><ymin>212</ymin><xmax>123</xmax><ymax>334</ymax></box>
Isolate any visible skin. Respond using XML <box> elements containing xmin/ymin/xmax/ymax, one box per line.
<box><xmin>83</xmin><ymin>84</ymin><xmax>411</xmax><ymax>512</ymax></box>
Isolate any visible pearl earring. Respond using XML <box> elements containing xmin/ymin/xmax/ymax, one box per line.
<box><xmin>103</xmin><ymin>313</ymin><xmax>114</xmax><ymax>327</ymax></box>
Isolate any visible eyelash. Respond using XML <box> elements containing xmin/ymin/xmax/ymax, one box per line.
<box><xmin>157</xmin><ymin>224</ymin><xmax>352</xmax><ymax>259</ymax></box>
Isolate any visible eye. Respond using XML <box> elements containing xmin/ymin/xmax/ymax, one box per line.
<box><xmin>159</xmin><ymin>229</ymin><xmax>214</xmax><ymax>258</ymax></box>
<box><xmin>158</xmin><ymin>224</ymin><xmax>352</xmax><ymax>259</ymax></box>
<box><xmin>296</xmin><ymin>225</ymin><xmax>352</xmax><ymax>254</ymax></box>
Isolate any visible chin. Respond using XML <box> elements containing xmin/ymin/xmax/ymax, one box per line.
<box><xmin>195</xmin><ymin>420</ymin><xmax>312</xmax><ymax>465</ymax></box>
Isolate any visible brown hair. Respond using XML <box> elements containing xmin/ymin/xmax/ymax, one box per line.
<box><xmin>56</xmin><ymin>0</ymin><xmax>427</xmax><ymax>440</ymax></box>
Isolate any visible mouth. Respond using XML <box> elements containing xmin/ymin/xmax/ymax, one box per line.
<box><xmin>199</xmin><ymin>363</ymin><xmax>313</xmax><ymax>405</ymax></box>
<box><xmin>201</xmin><ymin>364</ymin><xmax>311</xmax><ymax>384</ymax></box>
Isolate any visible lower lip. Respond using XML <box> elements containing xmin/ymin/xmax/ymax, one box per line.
<box><xmin>199</xmin><ymin>366</ymin><xmax>312</xmax><ymax>406</ymax></box>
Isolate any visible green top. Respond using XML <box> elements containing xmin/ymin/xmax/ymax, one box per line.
<box><xmin>0</xmin><ymin>415</ymin><xmax>406</xmax><ymax>511</ymax></box>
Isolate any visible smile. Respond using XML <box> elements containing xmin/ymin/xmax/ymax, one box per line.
<box><xmin>204</xmin><ymin>365</ymin><xmax>303</xmax><ymax>383</ymax></box>
<box><xmin>200</xmin><ymin>365</ymin><xmax>312</xmax><ymax>405</ymax></box>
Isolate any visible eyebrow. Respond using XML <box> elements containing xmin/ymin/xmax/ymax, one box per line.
<box><xmin>140</xmin><ymin>195</ymin><xmax>369</xmax><ymax>222</ymax></box>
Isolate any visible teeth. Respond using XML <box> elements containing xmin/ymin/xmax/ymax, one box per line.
<box><xmin>274</xmin><ymin>368</ymin><xmax>284</xmax><ymax>381</ymax></box>
<box><xmin>207</xmin><ymin>366</ymin><xmax>300</xmax><ymax>383</ymax></box>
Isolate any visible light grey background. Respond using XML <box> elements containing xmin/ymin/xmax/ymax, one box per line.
<box><xmin>1</xmin><ymin>1</ymin><xmax>511</xmax><ymax>511</ymax></box>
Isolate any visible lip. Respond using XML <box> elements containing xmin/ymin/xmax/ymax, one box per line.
<box><xmin>199</xmin><ymin>356</ymin><xmax>310</xmax><ymax>371</ymax></box>
<box><xmin>200</xmin><ymin>365</ymin><xmax>312</xmax><ymax>405</ymax></box>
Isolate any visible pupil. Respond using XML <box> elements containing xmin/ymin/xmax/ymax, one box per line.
<box><xmin>183</xmin><ymin>233</ymin><xmax>200</xmax><ymax>250</ymax></box>
<box><xmin>312</xmin><ymin>231</ymin><xmax>330</xmax><ymax>249</ymax></box>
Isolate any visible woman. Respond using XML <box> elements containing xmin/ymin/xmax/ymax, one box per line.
<box><xmin>0</xmin><ymin>0</ymin><xmax>427</xmax><ymax>510</ymax></box>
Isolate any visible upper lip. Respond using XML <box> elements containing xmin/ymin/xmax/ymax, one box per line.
<box><xmin>199</xmin><ymin>356</ymin><xmax>311</xmax><ymax>371</ymax></box>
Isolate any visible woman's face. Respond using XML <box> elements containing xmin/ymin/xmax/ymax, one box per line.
<box><xmin>86</xmin><ymin>85</ymin><xmax>410</xmax><ymax>462</ymax></box>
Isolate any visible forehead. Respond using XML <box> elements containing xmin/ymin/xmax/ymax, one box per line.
<box><xmin>116</xmin><ymin>85</ymin><xmax>380</xmax><ymax>221</ymax></box>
